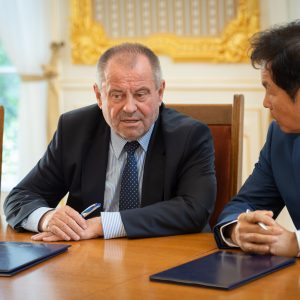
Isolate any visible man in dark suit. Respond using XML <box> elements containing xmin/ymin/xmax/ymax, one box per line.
<box><xmin>214</xmin><ymin>20</ymin><xmax>300</xmax><ymax>257</ymax></box>
<box><xmin>4</xmin><ymin>43</ymin><xmax>216</xmax><ymax>241</ymax></box>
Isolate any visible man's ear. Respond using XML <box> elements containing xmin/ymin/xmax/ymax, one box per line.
<box><xmin>158</xmin><ymin>80</ymin><xmax>165</xmax><ymax>105</ymax></box>
<box><xmin>295</xmin><ymin>88</ymin><xmax>300</xmax><ymax>103</ymax></box>
<box><xmin>93</xmin><ymin>83</ymin><xmax>102</xmax><ymax>108</ymax></box>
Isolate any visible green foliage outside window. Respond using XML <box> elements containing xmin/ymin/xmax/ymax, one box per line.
<box><xmin>0</xmin><ymin>42</ymin><xmax>20</xmax><ymax>188</ymax></box>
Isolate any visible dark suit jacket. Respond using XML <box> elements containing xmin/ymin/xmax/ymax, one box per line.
<box><xmin>4</xmin><ymin>104</ymin><xmax>216</xmax><ymax>238</ymax></box>
<box><xmin>214</xmin><ymin>121</ymin><xmax>300</xmax><ymax>247</ymax></box>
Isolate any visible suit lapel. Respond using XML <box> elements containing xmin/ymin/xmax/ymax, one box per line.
<box><xmin>81</xmin><ymin>122</ymin><xmax>110</xmax><ymax>211</ymax></box>
<box><xmin>141</xmin><ymin>115</ymin><xmax>165</xmax><ymax>206</ymax></box>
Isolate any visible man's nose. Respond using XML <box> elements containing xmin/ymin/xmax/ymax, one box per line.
<box><xmin>123</xmin><ymin>95</ymin><xmax>137</xmax><ymax>113</ymax></box>
<box><xmin>263</xmin><ymin>95</ymin><xmax>271</xmax><ymax>109</ymax></box>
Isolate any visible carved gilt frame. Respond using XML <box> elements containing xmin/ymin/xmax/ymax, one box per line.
<box><xmin>71</xmin><ymin>0</ymin><xmax>259</xmax><ymax>64</ymax></box>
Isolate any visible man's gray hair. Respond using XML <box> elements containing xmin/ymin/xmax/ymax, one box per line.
<box><xmin>96</xmin><ymin>43</ymin><xmax>163</xmax><ymax>89</ymax></box>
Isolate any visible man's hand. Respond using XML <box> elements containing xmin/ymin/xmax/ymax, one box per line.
<box><xmin>230</xmin><ymin>210</ymin><xmax>283</xmax><ymax>255</ymax></box>
<box><xmin>32</xmin><ymin>217</ymin><xmax>103</xmax><ymax>242</ymax></box>
<box><xmin>36</xmin><ymin>205</ymin><xmax>88</xmax><ymax>241</ymax></box>
<box><xmin>268</xmin><ymin>223</ymin><xmax>299</xmax><ymax>257</ymax></box>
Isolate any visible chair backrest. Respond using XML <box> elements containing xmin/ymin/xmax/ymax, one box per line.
<box><xmin>167</xmin><ymin>94</ymin><xmax>244</xmax><ymax>227</ymax></box>
<box><xmin>0</xmin><ymin>106</ymin><xmax>4</xmax><ymax>192</ymax></box>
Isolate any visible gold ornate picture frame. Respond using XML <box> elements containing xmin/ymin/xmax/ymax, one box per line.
<box><xmin>71</xmin><ymin>0</ymin><xmax>259</xmax><ymax>64</ymax></box>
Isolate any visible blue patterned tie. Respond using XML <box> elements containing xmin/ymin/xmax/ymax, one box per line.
<box><xmin>119</xmin><ymin>141</ymin><xmax>140</xmax><ymax>210</ymax></box>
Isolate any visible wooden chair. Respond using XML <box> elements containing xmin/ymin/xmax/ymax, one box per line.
<box><xmin>167</xmin><ymin>94</ymin><xmax>244</xmax><ymax>227</ymax></box>
<box><xmin>0</xmin><ymin>106</ymin><xmax>4</xmax><ymax>192</ymax></box>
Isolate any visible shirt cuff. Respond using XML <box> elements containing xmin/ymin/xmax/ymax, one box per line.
<box><xmin>220</xmin><ymin>220</ymin><xmax>239</xmax><ymax>248</ymax></box>
<box><xmin>21</xmin><ymin>207</ymin><xmax>53</xmax><ymax>232</ymax></box>
<box><xmin>101</xmin><ymin>212</ymin><xmax>127</xmax><ymax>239</ymax></box>
<box><xmin>294</xmin><ymin>230</ymin><xmax>300</xmax><ymax>257</ymax></box>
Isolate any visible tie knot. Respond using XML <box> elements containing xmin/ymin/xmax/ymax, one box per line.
<box><xmin>124</xmin><ymin>141</ymin><xmax>139</xmax><ymax>155</ymax></box>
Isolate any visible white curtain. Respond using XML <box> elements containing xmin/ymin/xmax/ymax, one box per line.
<box><xmin>0</xmin><ymin>0</ymin><xmax>52</xmax><ymax>181</ymax></box>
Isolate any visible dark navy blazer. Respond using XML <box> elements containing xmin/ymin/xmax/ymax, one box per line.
<box><xmin>214</xmin><ymin>121</ymin><xmax>300</xmax><ymax>248</ymax></box>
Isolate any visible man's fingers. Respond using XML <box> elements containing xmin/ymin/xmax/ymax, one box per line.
<box><xmin>241</xmin><ymin>210</ymin><xmax>275</xmax><ymax>226</ymax></box>
<box><xmin>238</xmin><ymin>210</ymin><xmax>283</xmax><ymax>235</ymax></box>
<box><xmin>241</xmin><ymin>231</ymin><xmax>279</xmax><ymax>244</ymax></box>
<box><xmin>32</xmin><ymin>216</ymin><xmax>102</xmax><ymax>242</ymax></box>
<box><xmin>31</xmin><ymin>231</ymin><xmax>53</xmax><ymax>241</ymax></box>
<box><xmin>31</xmin><ymin>232</ymin><xmax>63</xmax><ymax>242</ymax></box>
<box><xmin>44</xmin><ymin>205</ymin><xmax>88</xmax><ymax>239</ymax></box>
<box><xmin>41</xmin><ymin>234</ymin><xmax>63</xmax><ymax>242</ymax></box>
<box><xmin>49</xmin><ymin>219</ymin><xmax>80</xmax><ymax>241</ymax></box>
<box><xmin>240</xmin><ymin>241</ymin><xmax>270</xmax><ymax>255</ymax></box>
<box><xmin>234</xmin><ymin>210</ymin><xmax>289</xmax><ymax>256</ymax></box>
<box><xmin>52</xmin><ymin>206</ymin><xmax>87</xmax><ymax>229</ymax></box>
<box><xmin>64</xmin><ymin>206</ymin><xmax>88</xmax><ymax>230</ymax></box>
<box><xmin>49</xmin><ymin>214</ymin><xmax>85</xmax><ymax>237</ymax></box>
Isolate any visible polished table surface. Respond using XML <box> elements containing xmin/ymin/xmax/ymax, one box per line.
<box><xmin>1</xmin><ymin>216</ymin><xmax>300</xmax><ymax>300</ymax></box>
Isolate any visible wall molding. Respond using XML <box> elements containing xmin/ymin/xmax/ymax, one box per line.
<box><xmin>59</xmin><ymin>78</ymin><xmax>262</xmax><ymax>91</ymax></box>
<box><xmin>70</xmin><ymin>0</ymin><xmax>260</xmax><ymax>63</ymax></box>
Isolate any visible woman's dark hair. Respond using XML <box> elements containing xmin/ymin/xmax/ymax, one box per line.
<box><xmin>250</xmin><ymin>20</ymin><xmax>300</xmax><ymax>101</ymax></box>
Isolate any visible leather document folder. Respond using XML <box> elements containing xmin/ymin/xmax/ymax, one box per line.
<box><xmin>150</xmin><ymin>250</ymin><xmax>295</xmax><ymax>290</ymax></box>
<box><xmin>0</xmin><ymin>241</ymin><xmax>70</xmax><ymax>276</ymax></box>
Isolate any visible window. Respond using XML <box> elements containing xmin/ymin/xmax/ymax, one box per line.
<box><xmin>0</xmin><ymin>41</ymin><xmax>20</xmax><ymax>191</ymax></box>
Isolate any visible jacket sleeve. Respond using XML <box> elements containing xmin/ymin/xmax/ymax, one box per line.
<box><xmin>4</xmin><ymin>116</ymin><xmax>67</xmax><ymax>229</ymax></box>
<box><xmin>213</xmin><ymin>122</ymin><xmax>284</xmax><ymax>248</ymax></box>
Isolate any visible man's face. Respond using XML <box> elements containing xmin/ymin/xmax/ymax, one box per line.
<box><xmin>94</xmin><ymin>54</ymin><xmax>165</xmax><ymax>140</ymax></box>
<box><xmin>261</xmin><ymin>68</ymin><xmax>300</xmax><ymax>133</ymax></box>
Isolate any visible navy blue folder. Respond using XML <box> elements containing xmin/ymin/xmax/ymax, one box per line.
<box><xmin>0</xmin><ymin>241</ymin><xmax>70</xmax><ymax>276</ymax></box>
<box><xmin>150</xmin><ymin>250</ymin><xmax>295</xmax><ymax>290</ymax></box>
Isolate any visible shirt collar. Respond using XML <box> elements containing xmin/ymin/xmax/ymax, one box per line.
<box><xmin>110</xmin><ymin>124</ymin><xmax>155</xmax><ymax>159</ymax></box>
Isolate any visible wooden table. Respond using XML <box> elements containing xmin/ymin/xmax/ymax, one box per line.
<box><xmin>1</xmin><ymin>216</ymin><xmax>300</xmax><ymax>300</ymax></box>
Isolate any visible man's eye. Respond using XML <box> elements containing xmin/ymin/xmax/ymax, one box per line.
<box><xmin>135</xmin><ymin>91</ymin><xmax>148</xmax><ymax>100</ymax></box>
<box><xmin>111</xmin><ymin>93</ymin><xmax>122</xmax><ymax>100</ymax></box>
